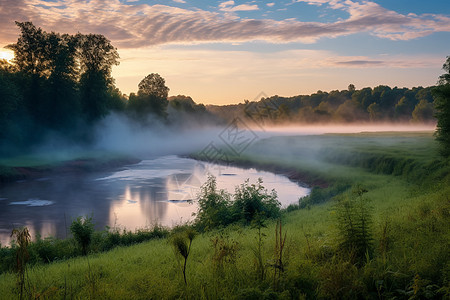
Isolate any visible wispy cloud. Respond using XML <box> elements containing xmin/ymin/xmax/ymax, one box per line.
<box><xmin>172</xmin><ymin>0</ymin><xmax>186</xmax><ymax>3</ymax></box>
<box><xmin>0</xmin><ymin>0</ymin><xmax>449</xmax><ymax>49</ymax></box>
<box><xmin>334</xmin><ymin>60</ymin><xmax>385</xmax><ymax>66</ymax></box>
<box><xmin>219</xmin><ymin>1</ymin><xmax>259</xmax><ymax>12</ymax></box>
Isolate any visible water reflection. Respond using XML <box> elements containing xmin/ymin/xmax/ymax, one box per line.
<box><xmin>0</xmin><ymin>156</ymin><xmax>309</xmax><ymax>245</ymax></box>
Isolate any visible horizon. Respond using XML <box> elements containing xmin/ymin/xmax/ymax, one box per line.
<box><xmin>1</xmin><ymin>0</ymin><xmax>449</xmax><ymax>105</ymax></box>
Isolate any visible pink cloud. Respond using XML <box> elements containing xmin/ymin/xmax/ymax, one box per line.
<box><xmin>0</xmin><ymin>0</ymin><xmax>449</xmax><ymax>49</ymax></box>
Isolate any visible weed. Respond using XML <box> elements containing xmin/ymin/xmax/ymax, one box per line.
<box><xmin>270</xmin><ymin>219</ymin><xmax>287</xmax><ymax>291</ymax></box>
<box><xmin>335</xmin><ymin>184</ymin><xmax>373</xmax><ymax>264</ymax></box>
<box><xmin>171</xmin><ymin>227</ymin><xmax>196</xmax><ymax>285</ymax></box>
<box><xmin>10</xmin><ymin>227</ymin><xmax>31</xmax><ymax>300</ymax></box>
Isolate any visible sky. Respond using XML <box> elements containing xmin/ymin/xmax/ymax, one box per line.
<box><xmin>0</xmin><ymin>0</ymin><xmax>449</xmax><ymax>105</ymax></box>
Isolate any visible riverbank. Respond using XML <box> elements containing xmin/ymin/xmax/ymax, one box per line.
<box><xmin>1</xmin><ymin>132</ymin><xmax>449</xmax><ymax>299</ymax></box>
<box><xmin>0</xmin><ymin>155</ymin><xmax>141</xmax><ymax>184</ymax></box>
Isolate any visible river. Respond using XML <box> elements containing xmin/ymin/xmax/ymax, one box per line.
<box><xmin>0</xmin><ymin>155</ymin><xmax>309</xmax><ymax>245</ymax></box>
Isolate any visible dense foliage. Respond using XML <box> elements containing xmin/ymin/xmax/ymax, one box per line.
<box><xmin>0</xmin><ymin>23</ymin><xmax>191</xmax><ymax>156</ymax></box>
<box><xmin>433</xmin><ymin>56</ymin><xmax>450</xmax><ymax>157</ymax></box>
<box><xmin>194</xmin><ymin>175</ymin><xmax>281</xmax><ymax>231</ymax></box>
<box><xmin>208</xmin><ymin>84</ymin><xmax>437</xmax><ymax>124</ymax></box>
<box><xmin>0</xmin><ymin>22</ymin><xmax>124</xmax><ymax>154</ymax></box>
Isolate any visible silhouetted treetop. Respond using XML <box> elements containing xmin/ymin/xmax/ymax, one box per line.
<box><xmin>138</xmin><ymin>73</ymin><xmax>169</xmax><ymax>99</ymax></box>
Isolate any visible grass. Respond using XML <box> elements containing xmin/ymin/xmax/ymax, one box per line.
<box><xmin>0</xmin><ymin>131</ymin><xmax>449</xmax><ymax>298</ymax></box>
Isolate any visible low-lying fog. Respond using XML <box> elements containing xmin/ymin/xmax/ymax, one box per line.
<box><xmin>33</xmin><ymin>113</ymin><xmax>436</xmax><ymax>161</ymax></box>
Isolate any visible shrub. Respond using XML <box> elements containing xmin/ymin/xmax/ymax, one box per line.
<box><xmin>195</xmin><ymin>175</ymin><xmax>232</xmax><ymax>231</ymax></box>
<box><xmin>70</xmin><ymin>216</ymin><xmax>94</xmax><ymax>256</ymax></box>
<box><xmin>195</xmin><ymin>176</ymin><xmax>281</xmax><ymax>230</ymax></box>
<box><xmin>232</xmin><ymin>178</ymin><xmax>281</xmax><ymax>223</ymax></box>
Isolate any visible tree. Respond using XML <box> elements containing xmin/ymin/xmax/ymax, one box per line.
<box><xmin>438</xmin><ymin>56</ymin><xmax>450</xmax><ymax>85</ymax></box>
<box><xmin>433</xmin><ymin>56</ymin><xmax>450</xmax><ymax>157</ymax></box>
<box><xmin>412</xmin><ymin>100</ymin><xmax>434</xmax><ymax>123</ymax></box>
<box><xmin>41</xmin><ymin>32</ymin><xmax>80</xmax><ymax>130</ymax></box>
<box><xmin>138</xmin><ymin>73</ymin><xmax>169</xmax><ymax>99</ymax></box>
<box><xmin>6</xmin><ymin>22</ymin><xmax>50</xmax><ymax>77</ymax></box>
<box><xmin>348</xmin><ymin>84</ymin><xmax>355</xmax><ymax>92</ymax></box>
<box><xmin>128</xmin><ymin>73</ymin><xmax>169</xmax><ymax>119</ymax></box>
<box><xmin>77</xmin><ymin>33</ymin><xmax>120</xmax><ymax>122</ymax></box>
<box><xmin>394</xmin><ymin>94</ymin><xmax>418</xmax><ymax>120</ymax></box>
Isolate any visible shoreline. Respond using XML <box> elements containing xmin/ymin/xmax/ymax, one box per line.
<box><xmin>0</xmin><ymin>157</ymin><xmax>141</xmax><ymax>185</ymax></box>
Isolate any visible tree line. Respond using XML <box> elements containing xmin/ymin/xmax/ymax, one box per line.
<box><xmin>209</xmin><ymin>84</ymin><xmax>436</xmax><ymax>124</ymax></box>
<box><xmin>0</xmin><ymin>22</ymin><xmax>212</xmax><ymax>155</ymax></box>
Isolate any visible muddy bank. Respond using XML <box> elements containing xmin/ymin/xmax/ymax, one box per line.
<box><xmin>0</xmin><ymin>157</ymin><xmax>141</xmax><ymax>184</ymax></box>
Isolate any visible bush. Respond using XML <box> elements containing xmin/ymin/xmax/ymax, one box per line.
<box><xmin>70</xmin><ymin>216</ymin><xmax>94</xmax><ymax>255</ymax></box>
<box><xmin>194</xmin><ymin>176</ymin><xmax>281</xmax><ymax>230</ymax></box>
<box><xmin>195</xmin><ymin>175</ymin><xmax>232</xmax><ymax>231</ymax></box>
<box><xmin>232</xmin><ymin>178</ymin><xmax>281</xmax><ymax>223</ymax></box>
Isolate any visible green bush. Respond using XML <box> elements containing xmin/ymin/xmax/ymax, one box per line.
<box><xmin>195</xmin><ymin>175</ymin><xmax>232</xmax><ymax>231</ymax></box>
<box><xmin>232</xmin><ymin>178</ymin><xmax>280</xmax><ymax>223</ymax></box>
<box><xmin>70</xmin><ymin>216</ymin><xmax>94</xmax><ymax>255</ymax></box>
<box><xmin>195</xmin><ymin>176</ymin><xmax>281</xmax><ymax>230</ymax></box>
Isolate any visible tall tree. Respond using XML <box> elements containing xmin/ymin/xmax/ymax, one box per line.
<box><xmin>42</xmin><ymin>32</ymin><xmax>80</xmax><ymax>129</ymax></box>
<box><xmin>128</xmin><ymin>73</ymin><xmax>169</xmax><ymax>120</ymax></box>
<box><xmin>77</xmin><ymin>33</ymin><xmax>120</xmax><ymax>122</ymax></box>
<box><xmin>6</xmin><ymin>22</ymin><xmax>50</xmax><ymax>77</ymax></box>
<box><xmin>138</xmin><ymin>73</ymin><xmax>169</xmax><ymax>99</ymax></box>
<box><xmin>433</xmin><ymin>56</ymin><xmax>450</xmax><ymax>157</ymax></box>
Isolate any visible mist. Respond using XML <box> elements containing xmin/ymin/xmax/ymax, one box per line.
<box><xmin>24</xmin><ymin>110</ymin><xmax>436</xmax><ymax>165</ymax></box>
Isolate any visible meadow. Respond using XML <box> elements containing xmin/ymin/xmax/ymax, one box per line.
<box><xmin>0</xmin><ymin>131</ymin><xmax>449</xmax><ymax>299</ymax></box>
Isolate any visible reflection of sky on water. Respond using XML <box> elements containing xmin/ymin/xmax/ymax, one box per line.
<box><xmin>0</xmin><ymin>156</ymin><xmax>309</xmax><ymax>245</ymax></box>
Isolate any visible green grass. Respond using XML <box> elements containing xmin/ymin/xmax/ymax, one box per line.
<box><xmin>1</xmin><ymin>131</ymin><xmax>449</xmax><ymax>299</ymax></box>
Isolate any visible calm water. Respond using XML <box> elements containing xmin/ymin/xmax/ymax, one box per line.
<box><xmin>0</xmin><ymin>156</ymin><xmax>309</xmax><ymax>245</ymax></box>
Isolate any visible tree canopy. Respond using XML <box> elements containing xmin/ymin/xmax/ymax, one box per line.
<box><xmin>433</xmin><ymin>56</ymin><xmax>450</xmax><ymax>157</ymax></box>
<box><xmin>128</xmin><ymin>73</ymin><xmax>170</xmax><ymax>120</ymax></box>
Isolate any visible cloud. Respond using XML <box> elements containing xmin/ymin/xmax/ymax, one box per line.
<box><xmin>0</xmin><ymin>0</ymin><xmax>449</xmax><ymax>49</ymax></box>
<box><xmin>266</xmin><ymin>3</ymin><xmax>275</xmax><ymax>7</ymax></box>
<box><xmin>334</xmin><ymin>60</ymin><xmax>384</xmax><ymax>66</ymax></box>
<box><xmin>219</xmin><ymin>1</ymin><xmax>259</xmax><ymax>12</ymax></box>
<box><xmin>172</xmin><ymin>0</ymin><xmax>186</xmax><ymax>3</ymax></box>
